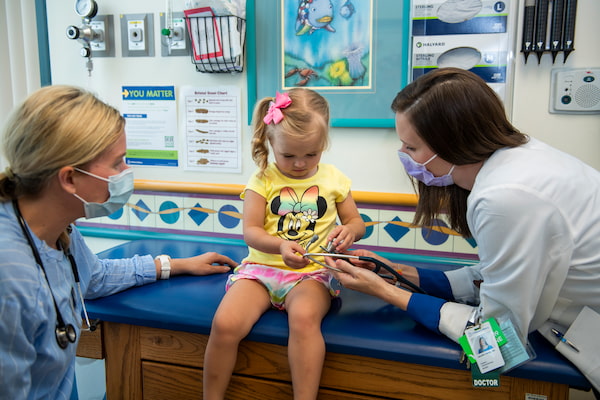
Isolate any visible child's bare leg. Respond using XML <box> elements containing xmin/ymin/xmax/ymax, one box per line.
<box><xmin>203</xmin><ymin>279</ymin><xmax>271</xmax><ymax>400</ymax></box>
<box><xmin>285</xmin><ymin>280</ymin><xmax>331</xmax><ymax>400</ymax></box>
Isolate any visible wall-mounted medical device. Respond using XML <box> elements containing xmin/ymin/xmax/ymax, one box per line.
<box><xmin>521</xmin><ymin>0</ymin><xmax>577</xmax><ymax>64</ymax></box>
<box><xmin>66</xmin><ymin>0</ymin><xmax>115</xmax><ymax>76</ymax></box>
<box><xmin>120</xmin><ymin>13</ymin><xmax>155</xmax><ymax>57</ymax></box>
<box><xmin>549</xmin><ymin>68</ymin><xmax>600</xmax><ymax>114</ymax></box>
<box><xmin>160</xmin><ymin>11</ymin><xmax>189</xmax><ymax>57</ymax></box>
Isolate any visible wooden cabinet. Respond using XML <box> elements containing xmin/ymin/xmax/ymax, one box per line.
<box><xmin>78</xmin><ymin>321</ymin><xmax>569</xmax><ymax>400</ymax></box>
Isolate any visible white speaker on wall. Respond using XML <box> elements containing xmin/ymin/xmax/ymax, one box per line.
<box><xmin>549</xmin><ymin>68</ymin><xmax>600</xmax><ymax>114</ymax></box>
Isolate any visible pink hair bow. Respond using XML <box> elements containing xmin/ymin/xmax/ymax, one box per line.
<box><xmin>263</xmin><ymin>92</ymin><xmax>292</xmax><ymax>125</ymax></box>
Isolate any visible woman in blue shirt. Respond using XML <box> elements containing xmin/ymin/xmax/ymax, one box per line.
<box><xmin>0</xmin><ymin>85</ymin><xmax>237</xmax><ymax>399</ymax></box>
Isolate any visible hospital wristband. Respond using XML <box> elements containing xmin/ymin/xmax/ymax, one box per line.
<box><xmin>155</xmin><ymin>255</ymin><xmax>171</xmax><ymax>280</ymax></box>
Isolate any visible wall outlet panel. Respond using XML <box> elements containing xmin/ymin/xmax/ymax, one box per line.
<box><xmin>120</xmin><ymin>13</ymin><xmax>155</xmax><ymax>57</ymax></box>
<box><xmin>160</xmin><ymin>11</ymin><xmax>190</xmax><ymax>57</ymax></box>
<box><xmin>549</xmin><ymin>68</ymin><xmax>600</xmax><ymax>114</ymax></box>
<box><xmin>90</xmin><ymin>15</ymin><xmax>115</xmax><ymax>57</ymax></box>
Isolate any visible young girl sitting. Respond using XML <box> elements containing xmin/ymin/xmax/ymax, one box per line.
<box><xmin>203</xmin><ymin>88</ymin><xmax>365</xmax><ymax>400</ymax></box>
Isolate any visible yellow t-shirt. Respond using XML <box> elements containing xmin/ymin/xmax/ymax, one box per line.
<box><xmin>241</xmin><ymin>162</ymin><xmax>352</xmax><ymax>272</ymax></box>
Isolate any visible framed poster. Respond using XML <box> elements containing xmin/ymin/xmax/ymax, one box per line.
<box><xmin>247</xmin><ymin>0</ymin><xmax>410</xmax><ymax>127</ymax></box>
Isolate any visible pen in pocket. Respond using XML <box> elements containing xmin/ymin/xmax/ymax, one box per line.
<box><xmin>551</xmin><ymin>328</ymin><xmax>579</xmax><ymax>352</ymax></box>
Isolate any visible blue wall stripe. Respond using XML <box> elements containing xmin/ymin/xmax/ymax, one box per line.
<box><xmin>35</xmin><ymin>0</ymin><xmax>52</xmax><ymax>86</ymax></box>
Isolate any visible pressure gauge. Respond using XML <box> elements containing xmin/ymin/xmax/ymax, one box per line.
<box><xmin>75</xmin><ymin>0</ymin><xmax>98</xmax><ymax>19</ymax></box>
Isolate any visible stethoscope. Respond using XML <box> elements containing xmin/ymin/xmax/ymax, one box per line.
<box><xmin>305</xmin><ymin>252</ymin><xmax>427</xmax><ymax>294</ymax></box>
<box><xmin>302</xmin><ymin>234</ymin><xmax>427</xmax><ymax>294</ymax></box>
<box><xmin>12</xmin><ymin>200</ymin><xmax>97</xmax><ymax>349</ymax></box>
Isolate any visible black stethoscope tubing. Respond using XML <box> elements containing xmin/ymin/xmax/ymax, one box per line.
<box><xmin>305</xmin><ymin>252</ymin><xmax>427</xmax><ymax>294</ymax></box>
<box><xmin>13</xmin><ymin>200</ymin><xmax>80</xmax><ymax>349</ymax></box>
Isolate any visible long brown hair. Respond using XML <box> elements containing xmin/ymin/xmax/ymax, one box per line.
<box><xmin>391</xmin><ymin>68</ymin><xmax>528</xmax><ymax>237</ymax></box>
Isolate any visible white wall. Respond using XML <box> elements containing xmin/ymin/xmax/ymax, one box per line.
<box><xmin>45</xmin><ymin>0</ymin><xmax>600</xmax><ymax>195</ymax></box>
<box><xmin>511</xmin><ymin>1</ymin><xmax>600</xmax><ymax>168</ymax></box>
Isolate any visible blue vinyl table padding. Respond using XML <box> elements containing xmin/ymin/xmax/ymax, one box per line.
<box><xmin>91</xmin><ymin>239</ymin><xmax>590</xmax><ymax>390</ymax></box>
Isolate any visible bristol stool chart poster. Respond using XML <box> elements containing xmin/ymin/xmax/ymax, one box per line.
<box><xmin>181</xmin><ymin>86</ymin><xmax>242</xmax><ymax>173</ymax></box>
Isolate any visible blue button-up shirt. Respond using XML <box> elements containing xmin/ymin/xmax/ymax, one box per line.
<box><xmin>0</xmin><ymin>201</ymin><xmax>156</xmax><ymax>399</ymax></box>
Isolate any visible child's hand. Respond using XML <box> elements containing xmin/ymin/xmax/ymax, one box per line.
<box><xmin>280</xmin><ymin>240</ymin><xmax>310</xmax><ymax>269</ymax></box>
<box><xmin>326</xmin><ymin>225</ymin><xmax>356</xmax><ymax>253</ymax></box>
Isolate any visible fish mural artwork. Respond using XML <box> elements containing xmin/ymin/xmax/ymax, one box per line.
<box><xmin>296</xmin><ymin>0</ymin><xmax>336</xmax><ymax>35</ymax></box>
<box><xmin>284</xmin><ymin>0</ymin><xmax>371</xmax><ymax>88</ymax></box>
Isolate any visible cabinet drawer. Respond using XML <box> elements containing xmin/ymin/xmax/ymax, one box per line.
<box><xmin>142</xmin><ymin>361</ymin><xmax>201</xmax><ymax>400</ymax></box>
<box><xmin>142</xmin><ymin>361</ymin><xmax>392</xmax><ymax>400</ymax></box>
<box><xmin>139</xmin><ymin>327</ymin><xmax>291</xmax><ymax>378</ymax></box>
<box><xmin>140</xmin><ymin>328</ymin><xmax>206</xmax><ymax>368</ymax></box>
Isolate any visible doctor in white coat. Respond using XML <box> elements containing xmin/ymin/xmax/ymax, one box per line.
<box><xmin>328</xmin><ymin>68</ymin><xmax>600</xmax><ymax>394</ymax></box>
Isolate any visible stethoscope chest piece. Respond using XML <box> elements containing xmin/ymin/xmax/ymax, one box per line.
<box><xmin>56</xmin><ymin>323</ymin><xmax>77</xmax><ymax>349</ymax></box>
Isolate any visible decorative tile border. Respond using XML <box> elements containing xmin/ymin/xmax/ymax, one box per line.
<box><xmin>77</xmin><ymin>181</ymin><xmax>478</xmax><ymax>260</ymax></box>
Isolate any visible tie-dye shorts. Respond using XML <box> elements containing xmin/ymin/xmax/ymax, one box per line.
<box><xmin>226</xmin><ymin>263</ymin><xmax>339</xmax><ymax>310</ymax></box>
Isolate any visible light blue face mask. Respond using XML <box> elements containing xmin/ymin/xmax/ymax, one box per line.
<box><xmin>397</xmin><ymin>151</ymin><xmax>455</xmax><ymax>187</ymax></box>
<box><xmin>73</xmin><ymin>168</ymin><xmax>134</xmax><ymax>218</ymax></box>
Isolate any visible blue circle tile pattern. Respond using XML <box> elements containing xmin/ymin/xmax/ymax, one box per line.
<box><xmin>421</xmin><ymin>218</ymin><xmax>449</xmax><ymax>245</ymax></box>
<box><xmin>159</xmin><ymin>201</ymin><xmax>180</xmax><ymax>224</ymax></box>
<box><xmin>360</xmin><ymin>213</ymin><xmax>373</xmax><ymax>239</ymax></box>
<box><xmin>97</xmin><ymin>192</ymin><xmax>476</xmax><ymax>255</ymax></box>
<box><xmin>218</xmin><ymin>204</ymin><xmax>240</xmax><ymax>229</ymax></box>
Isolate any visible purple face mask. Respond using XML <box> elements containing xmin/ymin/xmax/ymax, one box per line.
<box><xmin>397</xmin><ymin>151</ymin><xmax>455</xmax><ymax>187</ymax></box>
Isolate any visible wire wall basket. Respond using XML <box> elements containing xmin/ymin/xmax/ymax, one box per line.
<box><xmin>185</xmin><ymin>15</ymin><xmax>246</xmax><ymax>73</ymax></box>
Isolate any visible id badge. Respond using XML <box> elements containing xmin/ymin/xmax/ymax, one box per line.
<box><xmin>461</xmin><ymin>319</ymin><xmax>505</xmax><ymax>374</ymax></box>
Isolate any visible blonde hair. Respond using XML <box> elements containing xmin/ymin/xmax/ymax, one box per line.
<box><xmin>1</xmin><ymin>85</ymin><xmax>125</xmax><ymax>200</ymax></box>
<box><xmin>250</xmin><ymin>88</ymin><xmax>330</xmax><ymax>176</ymax></box>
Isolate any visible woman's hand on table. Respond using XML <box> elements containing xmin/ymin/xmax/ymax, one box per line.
<box><xmin>170</xmin><ymin>253</ymin><xmax>238</xmax><ymax>276</ymax></box>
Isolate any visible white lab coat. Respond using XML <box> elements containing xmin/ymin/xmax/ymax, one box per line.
<box><xmin>439</xmin><ymin>138</ymin><xmax>600</xmax><ymax>346</ymax></box>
